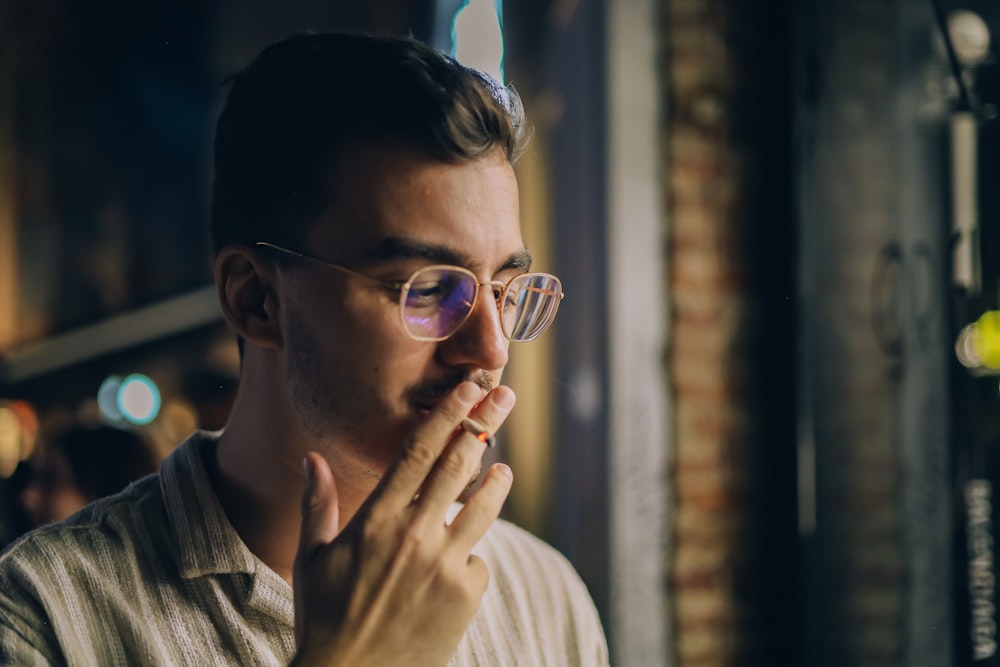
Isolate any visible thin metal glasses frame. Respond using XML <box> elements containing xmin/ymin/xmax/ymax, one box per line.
<box><xmin>255</xmin><ymin>241</ymin><xmax>563</xmax><ymax>342</ymax></box>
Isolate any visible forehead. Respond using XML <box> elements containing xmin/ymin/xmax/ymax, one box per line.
<box><xmin>308</xmin><ymin>144</ymin><xmax>524</xmax><ymax>270</ymax></box>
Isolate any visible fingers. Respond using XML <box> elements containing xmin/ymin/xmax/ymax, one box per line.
<box><xmin>412</xmin><ymin>386</ymin><xmax>515</xmax><ymax>514</ymax></box>
<box><xmin>297</xmin><ymin>452</ymin><xmax>340</xmax><ymax>563</ymax></box>
<box><xmin>376</xmin><ymin>381</ymin><xmax>486</xmax><ymax>509</ymax></box>
<box><xmin>450</xmin><ymin>463</ymin><xmax>513</xmax><ymax>553</ymax></box>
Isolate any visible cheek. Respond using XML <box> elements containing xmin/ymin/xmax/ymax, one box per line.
<box><xmin>331</xmin><ymin>295</ymin><xmax>414</xmax><ymax>358</ymax></box>
<box><xmin>290</xmin><ymin>281</ymin><xmax>430</xmax><ymax>382</ymax></box>
<box><xmin>310</xmin><ymin>283</ymin><xmax>394</xmax><ymax>338</ymax></box>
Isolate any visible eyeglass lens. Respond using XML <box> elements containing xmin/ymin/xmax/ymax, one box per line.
<box><xmin>504</xmin><ymin>274</ymin><xmax>562</xmax><ymax>341</ymax></box>
<box><xmin>401</xmin><ymin>267</ymin><xmax>561</xmax><ymax>341</ymax></box>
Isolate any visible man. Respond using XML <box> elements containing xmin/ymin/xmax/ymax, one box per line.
<box><xmin>0</xmin><ymin>32</ymin><xmax>609</xmax><ymax>666</ymax></box>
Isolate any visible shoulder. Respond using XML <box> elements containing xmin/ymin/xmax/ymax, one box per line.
<box><xmin>476</xmin><ymin>516</ymin><xmax>596</xmax><ymax>608</ymax></box>
<box><xmin>0</xmin><ymin>429</ymin><xmax>215</xmax><ymax>572</ymax></box>
<box><xmin>478</xmin><ymin>516</ymin><xmax>577</xmax><ymax>574</ymax></box>
<box><xmin>0</xmin><ymin>475</ymin><xmax>173</xmax><ymax>665</ymax></box>
<box><xmin>0</xmin><ymin>472</ymin><xmax>166</xmax><ymax>578</ymax></box>
<box><xmin>463</xmin><ymin>516</ymin><xmax>610</xmax><ymax>665</ymax></box>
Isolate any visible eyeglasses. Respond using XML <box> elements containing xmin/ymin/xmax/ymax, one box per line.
<box><xmin>256</xmin><ymin>242</ymin><xmax>564</xmax><ymax>342</ymax></box>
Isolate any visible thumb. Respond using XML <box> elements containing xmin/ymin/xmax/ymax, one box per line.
<box><xmin>298</xmin><ymin>452</ymin><xmax>340</xmax><ymax>561</ymax></box>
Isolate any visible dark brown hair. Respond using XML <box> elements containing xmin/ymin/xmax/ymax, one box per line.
<box><xmin>211</xmin><ymin>32</ymin><xmax>528</xmax><ymax>256</ymax></box>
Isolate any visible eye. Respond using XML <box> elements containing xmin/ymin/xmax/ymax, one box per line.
<box><xmin>406</xmin><ymin>279</ymin><xmax>449</xmax><ymax>308</ymax></box>
<box><xmin>405</xmin><ymin>270</ymin><xmax>474</xmax><ymax>310</ymax></box>
<box><xmin>495</xmin><ymin>274</ymin><xmax>528</xmax><ymax>307</ymax></box>
<box><xmin>501</xmin><ymin>287</ymin><xmax>521</xmax><ymax>309</ymax></box>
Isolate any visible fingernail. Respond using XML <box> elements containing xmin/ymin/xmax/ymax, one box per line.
<box><xmin>457</xmin><ymin>381</ymin><xmax>482</xmax><ymax>403</ymax></box>
<box><xmin>496</xmin><ymin>463</ymin><xmax>513</xmax><ymax>481</ymax></box>
<box><xmin>493</xmin><ymin>387</ymin><xmax>516</xmax><ymax>410</ymax></box>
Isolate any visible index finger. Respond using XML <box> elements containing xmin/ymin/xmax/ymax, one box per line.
<box><xmin>372</xmin><ymin>381</ymin><xmax>485</xmax><ymax>511</ymax></box>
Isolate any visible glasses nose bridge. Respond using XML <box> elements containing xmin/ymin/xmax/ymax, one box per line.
<box><xmin>455</xmin><ymin>277</ymin><xmax>508</xmax><ymax>337</ymax></box>
<box><xmin>477</xmin><ymin>278</ymin><xmax>511</xmax><ymax>316</ymax></box>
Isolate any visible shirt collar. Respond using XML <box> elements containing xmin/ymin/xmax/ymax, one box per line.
<box><xmin>160</xmin><ymin>431</ymin><xmax>260</xmax><ymax>579</ymax></box>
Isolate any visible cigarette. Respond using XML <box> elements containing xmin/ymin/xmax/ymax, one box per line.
<box><xmin>461</xmin><ymin>417</ymin><xmax>495</xmax><ymax>448</ymax></box>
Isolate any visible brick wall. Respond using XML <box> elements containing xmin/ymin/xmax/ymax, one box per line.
<box><xmin>666</xmin><ymin>1</ymin><xmax>785</xmax><ymax>664</ymax></box>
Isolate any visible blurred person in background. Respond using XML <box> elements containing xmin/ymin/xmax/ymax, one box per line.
<box><xmin>19</xmin><ymin>424</ymin><xmax>160</xmax><ymax>527</ymax></box>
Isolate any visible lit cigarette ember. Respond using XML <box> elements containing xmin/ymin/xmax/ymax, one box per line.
<box><xmin>461</xmin><ymin>417</ymin><xmax>495</xmax><ymax>448</ymax></box>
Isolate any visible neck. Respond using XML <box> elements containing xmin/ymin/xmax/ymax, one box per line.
<box><xmin>210</xmin><ymin>391</ymin><xmax>381</xmax><ymax>583</ymax></box>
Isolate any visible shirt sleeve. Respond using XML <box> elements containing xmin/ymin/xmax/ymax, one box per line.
<box><xmin>0</xmin><ymin>551</ymin><xmax>65</xmax><ymax>667</ymax></box>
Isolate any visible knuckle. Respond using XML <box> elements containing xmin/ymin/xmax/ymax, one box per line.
<box><xmin>361</xmin><ymin>509</ymin><xmax>424</xmax><ymax>557</ymax></box>
<box><xmin>402</xmin><ymin>437</ymin><xmax>438</xmax><ymax>468</ymax></box>
<box><xmin>361</xmin><ymin>509</ymin><xmax>388</xmax><ymax>542</ymax></box>
<box><xmin>435</xmin><ymin>565</ymin><xmax>482</xmax><ymax>606</ymax></box>
<box><xmin>463</xmin><ymin>496</ymin><xmax>494</xmax><ymax>525</ymax></box>
<box><xmin>435</xmin><ymin>400</ymin><xmax>467</xmax><ymax>423</ymax></box>
<box><xmin>439</xmin><ymin>449</ymin><xmax>474</xmax><ymax>478</ymax></box>
<box><xmin>397</xmin><ymin>524</ymin><xmax>427</xmax><ymax>558</ymax></box>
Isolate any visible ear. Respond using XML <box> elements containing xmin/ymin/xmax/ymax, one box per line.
<box><xmin>215</xmin><ymin>245</ymin><xmax>283</xmax><ymax>350</ymax></box>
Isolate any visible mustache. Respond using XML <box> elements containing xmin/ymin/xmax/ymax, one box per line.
<box><xmin>408</xmin><ymin>372</ymin><xmax>495</xmax><ymax>406</ymax></box>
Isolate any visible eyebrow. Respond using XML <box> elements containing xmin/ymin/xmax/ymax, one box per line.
<box><xmin>366</xmin><ymin>236</ymin><xmax>533</xmax><ymax>273</ymax></box>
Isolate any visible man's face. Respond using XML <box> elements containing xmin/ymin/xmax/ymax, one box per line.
<box><xmin>276</xmin><ymin>145</ymin><xmax>525</xmax><ymax>470</ymax></box>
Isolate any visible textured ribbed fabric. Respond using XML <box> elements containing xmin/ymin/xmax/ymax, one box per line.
<box><xmin>0</xmin><ymin>431</ymin><xmax>609</xmax><ymax>666</ymax></box>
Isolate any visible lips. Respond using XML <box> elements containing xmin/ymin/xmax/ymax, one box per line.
<box><xmin>409</xmin><ymin>379</ymin><xmax>464</xmax><ymax>412</ymax></box>
<box><xmin>409</xmin><ymin>373</ymin><xmax>494</xmax><ymax>415</ymax></box>
<box><xmin>413</xmin><ymin>394</ymin><xmax>447</xmax><ymax>416</ymax></box>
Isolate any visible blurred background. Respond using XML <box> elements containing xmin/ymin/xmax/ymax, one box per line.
<box><xmin>1</xmin><ymin>0</ymin><xmax>1000</xmax><ymax>665</ymax></box>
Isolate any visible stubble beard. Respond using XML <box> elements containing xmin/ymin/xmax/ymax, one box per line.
<box><xmin>286</xmin><ymin>319</ymin><xmax>381</xmax><ymax>449</ymax></box>
<box><xmin>285</xmin><ymin>316</ymin><xmax>499</xmax><ymax>487</ymax></box>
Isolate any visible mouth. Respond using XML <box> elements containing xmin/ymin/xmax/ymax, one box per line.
<box><xmin>410</xmin><ymin>379</ymin><xmax>464</xmax><ymax>415</ymax></box>
<box><xmin>410</xmin><ymin>373</ymin><xmax>495</xmax><ymax>417</ymax></box>
<box><xmin>413</xmin><ymin>395</ymin><xmax>447</xmax><ymax>417</ymax></box>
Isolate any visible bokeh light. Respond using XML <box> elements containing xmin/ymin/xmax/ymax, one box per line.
<box><xmin>98</xmin><ymin>375</ymin><xmax>123</xmax><ymax>422</ymax></box>
<box><xmin>0</xmin><ymin>405</ymin><xmax>21</xmax><ymax>478</ymax></box>
<box><xmin>116</xmin><ymin>374</ymin><xmax>161</xmax><ymax>425</ymax></box>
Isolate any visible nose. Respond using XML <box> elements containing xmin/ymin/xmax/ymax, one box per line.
<box><xmin>436</xmin><ymin>286</ymin><xmax>510</xmax><ymax>371</ymax></box>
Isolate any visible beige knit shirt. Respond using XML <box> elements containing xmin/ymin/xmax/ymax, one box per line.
<box><xmin>0</xmin><ymin>431</ymin><xmax>609</xmax><ymax>666</ymax></box>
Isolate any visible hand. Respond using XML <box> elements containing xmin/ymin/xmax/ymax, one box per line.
<box><xmin>290</xmin><ymin>382</ymin><xmax>516</xmax><ymax>667</ymax></box>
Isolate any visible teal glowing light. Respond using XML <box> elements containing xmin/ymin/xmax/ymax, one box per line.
<box><xmin>115</xmin><ymin>374</ymin><xmax>161</xmax><ymax>425</ymax></box>
<box><xmin>97</xmin><ymin>375</ymin><xmax>123</xmax><ymax>422</ymax></box>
